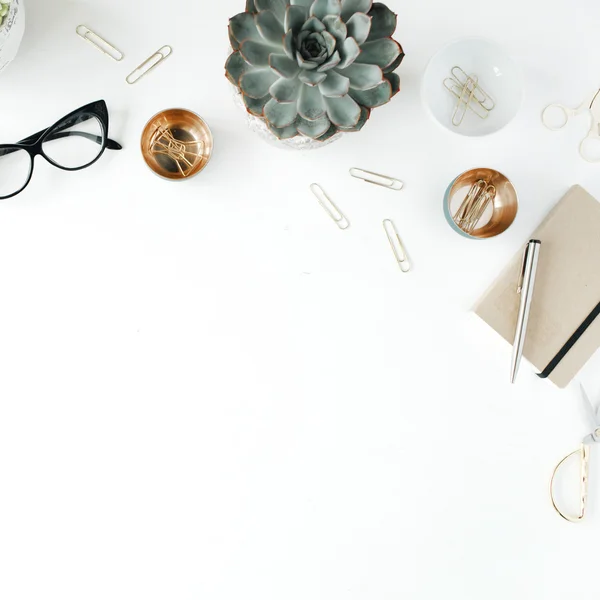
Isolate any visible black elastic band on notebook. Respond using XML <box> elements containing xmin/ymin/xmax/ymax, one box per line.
<box><xmin>538</xmin><ymin>301</ymin><xmax>600</xmax><ymax>379</ymax></box>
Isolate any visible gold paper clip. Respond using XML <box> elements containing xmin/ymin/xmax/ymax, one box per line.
<box><xmin>444</xmin><ymin>80</ymin><xmax>492</xmax><ymax>121</ymax></box>
<box><xmin>454</xmin><ymin>180</ymin><xmax>487</xmax><ymax>225</ymax></box>
<box><xmin>453</xmin><ymin>180</ymin><xmax>496</xmax><ymax>234</ymax></box>
<box><xmin>451</xmin><ymin>75</ymin><xmax>478</xmax><ymax>127</ymax></box>
<box><xmin>126</xmin><ymin>45</ymin><xmax>173</xmax><ymax>84</ymax></box>
<box><xmin>443</xmin><ymin>66</ymin><xmax>496</xmax><ymax>127</ymax></box>
<box><xmin>450</xmin><ymin>66</ymin><xmax>495</xmax><ymax>111</ymax></box>
<box><xmin>310</xmin><ymin>183</ymin><xmax>350</xmax><ymax>230</ymax></box>
<box><xmin>465</xmin><ymin>184</ymin><xmax>496</xmax><ymax>233</ymax></box>
<box><xmin>76</xmin><ymin>25</ymin><xmax>124</xmax><ymax>61</ymax></box>
<box><xmin>349</xmin><ymin>168</ymin><xmax>404</xmax><ymax>191</ymax></box>
<box><xmin>383</xmin><ymin>219</ymin><xmax>411</xmax><ymax>272</ymax></box>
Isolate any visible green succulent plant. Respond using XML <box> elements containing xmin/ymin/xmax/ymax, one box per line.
<box><xmin>226</xmin><ymin>0</ymin><xmax>404</xmax><ymax>142</ymax></box>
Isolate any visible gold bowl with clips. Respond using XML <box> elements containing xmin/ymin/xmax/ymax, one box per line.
<box><xmin>444</xmin><ymin>167</ymin><xmax>518</xmax><ymax>239</ymax></box>
<box><xmin>141</xmin><ymin>109</ymin><xmax>213</xmax><ymax>180</ymax></box>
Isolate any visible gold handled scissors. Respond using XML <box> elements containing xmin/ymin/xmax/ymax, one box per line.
<box><xmin>542</xmin><ymin>88</ymin><xmax>600</xmax><ymax>163</ymax></box>
<box><xmin>550</xmin><ymin>384</ymin><xmax>600</xmax><ymax>522</ymax></box>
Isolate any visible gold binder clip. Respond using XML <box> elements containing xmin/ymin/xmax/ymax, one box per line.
<box><xmin>349</xmin><ymin>168</ymin><xmax>404</xmax><ymax>191</ymax></box>
<box><xmin>76</xmin><ymin>25</ymin><xmax>124</xmax><ymax>61</ymax></box>
<box><xmin>310</xmin><ymin>183</ymin><xmax>350</xmax><ymax>230</ymax></box>
<box><xmin>126</xmin><ymin>45</ymin><xmax>173</xmax><ymax>84</ymax></box>
<box><xmin>383</xmin><ymin>219</ymin><xmax>411</xmax><ymax>272</ymax></box>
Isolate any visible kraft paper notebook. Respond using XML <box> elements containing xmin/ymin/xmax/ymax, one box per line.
<box><xmin>474</xmin><ymin>185</ymin><xmax>600</xmax><ymax>388</ymax></box>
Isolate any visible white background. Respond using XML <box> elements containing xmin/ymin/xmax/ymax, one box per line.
<box><xmin>1</xmin><ymin>0</ymin><xmax>600</xmax><ymax>599</ymax></box>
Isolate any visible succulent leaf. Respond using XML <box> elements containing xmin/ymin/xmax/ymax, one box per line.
<box><xmin>325</xmin><ymin>94</ymin><xmax>361</xmax><ymax>127</ymax></box>
<box><xmin>297</xmin><ymin>52</ymin><xmax>320</xmax><ymax>70</ymax></box>
<box><xmin>317</xmin><ymin>50</ymin><xmax>341</xmax><ymax>71</ymax></box>
<box><xmin>299</xmin><ymin>70</ymin><xmax>328</xmax><ymax>86</ymax></box>
<box><xmin>346</xmin><ymin>13</ymin><xmax>371</xmax><ymax>45</ymax></box>
<box><xmin>229</xmin><ymin>29</ymin><xmax>241</xmax><ymax>51</ymax></box>
<box><xmin>240</xmin><ymin>69</ymin><xmax>280</xmax><ymax>98</ymax></box>
<box><xmin>268</xmin><ymin>122</ymin><xmax>300</xmax><ymax>139</ymax></box>
<box><xmin>226</xmin><ymin>0</ymin><xmax>402</xmax><ymax>142</ymax></box>
<box><xmin>298</xmin><ymin>84</ymin><xmax>326</xmax><ymax>120</ymax></box>
<box><xmin>315</xmin><ymin>124</ymin><xmax>339</xmax><ymax>141</ymax></box>
<box><xmin>255</xmin><ymin>0</ymin><xmax>288</xmax><ymax>21</ymax></box>
<box><xmin>320</xmin><ymin>31</ymin><xmax>337</xmax><ymax>55</ymax></box>
<box><xmin>270</xmin><ymin>54</ymin><xmax>301</xmax><ymax>78</ymax></box>
<box><xmin>285</xmin><ymin>5</ymin><xmax>308</xmax><ymax>33</ymax></box>
<box><xmin>385</xmin><ymin>71</ymin><xmax>400</xmax><ymax>96</ymax></box>
<box><xmin>338</xmin><ymin>105</ymin><xmax>370</xmax><ymax>131</ymax></box>
<box><xmin>310</xmin><ymin>0</ymin><xmax>342</xmax><ymax>20</ymax></box>
<box><xmin>257</xmin><ymin>10</ymin><xmax>285</xmax><ymax>43</ymax></box>
<box><xmin>230</xmin><ymin>13</ymin><xmax>262</xmax><ymax>44</ymax></box>
<box><xmin>265</xmin><ymin>98</ymin><xmax>299</xmax><ymax>127</ymax></box>
<box><xmin>348</xmin><ymin>78</ymin><xmax>392</xmax><ymax>107</ymax></box>
<box><xmin>366</xmin><ymin>2</ymin><xmax>396</xmax><ymax>40</ymax></box>
<box><xmin>322</xmin><ymin>15</ymin><xmax>347</xmax><ymax>41</ymax></box>
<box><xmin>296</xmin><ymin>115</ymin><xmax>331</xmax><ymax>138</ymax></box>
<box><xmin>243</xmin><ymin>94</ymin><xmax>271</xmax><ymax>116</ymax></box>
<box><xmin>283</xmin><ymin>30</ymin><xmax>296</xmax><ymax>58</ymax></box>
<box><xmin>338</xmin><ymin>62</ymin><xmax>383</xmax><ymax>90</ymax></box>
<box><xmin>226</xmin><ymin>52</ymin><xmax>250</xmax><ymax>85</ymax></box>
<box><xmin>302</xmin><ymin>16</ymin><xmax>326</xmax><ymax>32</ymax></box>
<box><xmin>355</xmin><ymin>37</ymin><xmax>401</xmax><ymax>69</ymax></box>
<box><xmin>337</xmin><ymin>37</ymin><xmax>360</xmax><ymax>69</ymax></box>
<box><xmin>384</xmin><ymin>53</ymin><xmax>404</xmax><ymax>75</ymax></box>
<box><xmin>341</xmin><ymin>0</ymin><xmax>373</xmax><ymax>22</ymax></box>
<box><xmin>270</xmin><ymin>76</ymin><xmax>303</xmax><ymax>101</ymax></box>
<box><xmin>318</xmin><ymin>70</ymin><xmax>350</xmax><ymax>97</ymax></box>
<box><xmin>240</xmin><ymin>40</ymin><xmax>280</xmax><ymax>67</ymax></box>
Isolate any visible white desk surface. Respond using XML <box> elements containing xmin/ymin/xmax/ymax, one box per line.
<box><xmin>1</xmin><ymin>1</ymin><xmax>600</xmax><ymax>599</ymax></box>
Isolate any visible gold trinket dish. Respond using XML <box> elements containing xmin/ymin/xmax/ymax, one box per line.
<box><xmin>141</xmin><ymin>108</ymin><xmax>213</xmax><ymax>180</ymax></box>
<box><xmin>444</xmin><ymin>168</ymin><xmax>518</xmax><ymax>239</ymax></box>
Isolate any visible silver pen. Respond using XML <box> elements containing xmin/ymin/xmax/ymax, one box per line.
<box><xmin>510</xmin><ymin>239</ymin><xmax>542</xmax><ymax>383</ymax></box>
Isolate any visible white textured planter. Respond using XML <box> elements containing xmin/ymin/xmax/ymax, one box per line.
<box><xmin>233</xmin><ymin>88</ymin><xmax>343</xmax><ymax>151</ymax></box>
<box><xmin>0</xmin><ymin>0</ymin><xmax>25</xmax><ymax>74</ymax></box>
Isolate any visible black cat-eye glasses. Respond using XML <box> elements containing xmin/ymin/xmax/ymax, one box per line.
<box><xmin>0</xmin><ymin>99</ymin><xmax>122</xmax><ymax>199</ymax></box>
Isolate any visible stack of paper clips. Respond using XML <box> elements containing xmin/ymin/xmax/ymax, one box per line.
<box><xmin>149</xmin><ymin>125</ymin><xmax>203</xmax><ymax>177</ymax></box>
<box><xmin>444</xmin><ymin>66</ymin><xmax>496</xmax><ymax>127</ymax></box>
<box><xmin>453</xmin><ymin>179</ymin><xmax>496</xmax><ymax>234</ymax></box>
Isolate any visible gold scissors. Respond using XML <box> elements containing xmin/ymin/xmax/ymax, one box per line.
<box><xmin>550</xmin><ymin>384</ymin><xmax>600</xmax><ymax>522</ymax></box>
<box><xmin>542</xmin><ymin>88</ymin><xmax>600</xmax><ymax>163</ymax></box>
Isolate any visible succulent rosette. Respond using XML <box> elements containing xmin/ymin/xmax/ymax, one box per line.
<box><xmin>226</xmin><ymin>0</ymin><xmax>404</xmax><ymax>142</ymax></box>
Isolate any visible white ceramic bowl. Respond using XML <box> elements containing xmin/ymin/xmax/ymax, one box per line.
<box><xmin>422</xmin><ymin>38</ymin><xmax>522</xmax><ymax>137</ymax></box>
